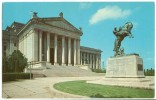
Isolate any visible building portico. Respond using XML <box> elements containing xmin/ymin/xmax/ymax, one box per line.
<box><xmin>24</xmin><ymin>28</ymin><xmax>81</xmax><ymax>66</ymax></box>
<box><xmin>18</xmin><ymin>12</ymin><xmax>83</xmax><ymax>66</ymax></box>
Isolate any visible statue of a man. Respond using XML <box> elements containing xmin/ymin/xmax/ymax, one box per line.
<box><xmin>113</xmin><ymin>22</ymin><xmax>133</xmax><ymax>56</ymax></box>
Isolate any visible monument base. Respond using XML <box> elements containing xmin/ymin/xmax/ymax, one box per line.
<box><xmin>106</xmin><ymin>54</ymin><xmax>144</xmax><ymax>78</ymax></box>
<box><xmin>87</xmin><ymin>77</ymin><xmax>154</xmax><ymax>89</ymax></box>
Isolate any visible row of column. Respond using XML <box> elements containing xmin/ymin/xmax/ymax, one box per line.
<box><xmin>80</xmin><ymin>52</ymin><xmax>101</xmax><ymax>69</ymax></box>
<box><xmin>37</xmin><ymin>30</ymin><xmax>80</xmax><ymax>66</ymax></box>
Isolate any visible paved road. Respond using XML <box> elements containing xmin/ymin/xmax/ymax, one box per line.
<box><xmin>2</xmin><ymin>76</ymin><xmax>104</xmax><ymax>98</ymax></box>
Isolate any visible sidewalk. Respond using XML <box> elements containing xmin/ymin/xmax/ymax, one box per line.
<box><xmin>2</xmin><ymin>76</ymin><xmax>103</xmax><ymax>98</ymax></box>
<box><xmin>2</xmin><ymin>76</ymin><xmax>154</xmax><ymax>98</ymax></box>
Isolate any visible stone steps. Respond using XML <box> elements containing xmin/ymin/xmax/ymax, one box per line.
<box><xmin>27</xmin><ymin>64</ymin><xmax>96</xmax><ymax>77</ymax></box>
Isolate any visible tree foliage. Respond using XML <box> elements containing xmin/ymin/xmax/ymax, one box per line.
<box><xmin>2</xmin><ymin>55</ymin><xmax>8</xmax><ymax>73</ymax></box>
<box><xmin>2</xmin><ymin>50</ymin><xmax>28</xmax><ymax>73</ymax></box>
<box><xmin>144</xmin><ymin>68</ymin><xmax>155</xmax><ymax>76</ymax></box>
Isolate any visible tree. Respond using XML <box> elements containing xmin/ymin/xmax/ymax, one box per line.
<box><xmin>7</xmin><ymin>50</ymin><xmax>28</xmax><ymax>72</ymax></box>
<box><xmin>2</xmin><ymin>54</ymin><xmax>8</xmax><ymax>73</ymax></box>
<box><xmin>144</xmin><ymin>68</ymin><xmax>155</xmax><ymax>76</ymax></box>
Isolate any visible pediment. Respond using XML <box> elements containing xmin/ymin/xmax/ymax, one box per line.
<box><xmin>44</xmin><ymin>19</ymin><xmax>79</xmax><ymax>33</ymax></box>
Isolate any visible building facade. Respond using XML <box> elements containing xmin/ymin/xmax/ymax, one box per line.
<box><xmin>3</xmin><ymin>12</ymin><xmax>102</xmax><ymax>69</ymax></box>
<box><xmin>80</xmin><ymin>46</ymin><xmax>102</xmax><ymax>69</ymax></box>
<box><xmin>2</xmin><ymin>22</ymin><xmax>25</xmax><ymax>56</ymax></box>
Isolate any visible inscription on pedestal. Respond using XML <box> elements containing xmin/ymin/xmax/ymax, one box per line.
<box><xmin>138</xmin><ymin>64</ymin><xmax>143</xmax><ymax>71</ymax></box>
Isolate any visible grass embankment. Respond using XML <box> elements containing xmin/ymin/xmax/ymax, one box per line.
<box><xmin>54</xmin><ymin>80</ymin><xmax>154</xmax><ymax>98</ymax></box>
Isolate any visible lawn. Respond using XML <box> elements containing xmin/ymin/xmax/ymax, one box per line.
<box><xmin>53</xmin><ymin>80</ymin><xmax>154</xmax><ymax>98</ymax></box>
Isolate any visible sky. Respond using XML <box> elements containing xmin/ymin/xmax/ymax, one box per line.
<box><xmin>2</xmin><ymin>2</ymin><xmax>155</xmax><ymax>69</ymax></box>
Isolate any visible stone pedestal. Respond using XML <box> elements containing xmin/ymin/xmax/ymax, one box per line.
<box><xmin>106</xmin><ymin>55</ymin><xmax>144</xmax><ymax>78</ymax></box>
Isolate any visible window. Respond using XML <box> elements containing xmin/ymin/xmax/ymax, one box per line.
<box><xmin>14</xmin><ymin>43</ymin><xmax>17</xmax><ymax>47</ymax></box>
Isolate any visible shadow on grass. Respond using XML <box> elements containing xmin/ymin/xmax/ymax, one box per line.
<box><xmin>90</xmin><ymin>93</ymin><xmax>131</xmax><ymax>98</ymax></box>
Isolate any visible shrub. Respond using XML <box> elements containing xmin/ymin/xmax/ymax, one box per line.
<box><xmin>144</xmin><ymin>68</ymin><xmax>155</xmax><ymax>76</ymax></box>
<box><xmin>2</xmin><ymin>55</ymin><xmax>9</xmax><ymax>73</ymax></box>
<box><xmin>3</xmin><ymin>50</ymin><xmax>28</xmax><ymax>73</ymax></box>
<box><xmin>2</xmin><ymin>73</ymin><xmax>33</xmax><ymax>82</ymax></box>
<box><xmin>90</xmin><ymin>93</ymin><xmax>105</xmax><ymax>98</ymax></box>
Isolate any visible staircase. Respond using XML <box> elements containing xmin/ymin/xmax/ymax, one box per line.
<box><xmin>26</xmin><ymin>64</ymin><xmax>97</xmax><ymax>77</ymax></box>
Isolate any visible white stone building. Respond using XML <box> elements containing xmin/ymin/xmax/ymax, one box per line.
<box><xmin>2</xmin><ymin>22</ymin><xmax>25</xmax><ymax>56</ymax></box>
<box><xmin>3</xmin><ymin>12</ymin><xmax>102</xmax><ymax>69</ymax></box>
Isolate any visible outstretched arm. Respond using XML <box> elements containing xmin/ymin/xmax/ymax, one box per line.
<box><xmin>113</xmin><ymin>27</ymin><xmax>118</xmax><ymax>35</ymax></box>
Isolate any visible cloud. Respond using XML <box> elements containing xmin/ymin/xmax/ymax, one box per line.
<box><xmin>79</xmin><ymin>2</ymin><xmax>92</xmax><ymax>9</ymax></box>
<box><xmin>89</xmin><ymin>6</ymin><xmax>131</xmax><ymax>25</ymax></box>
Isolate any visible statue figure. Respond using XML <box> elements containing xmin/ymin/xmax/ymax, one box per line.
<box><xmin>32</xmin><ymin>12</ymin><xmax>38</xmax><ymax>18</ymax></box>
<box><xmin>118</xmin><ymin>47</ymin><xmax>125</xmax><ymax>56</ymax></box>
<box><xmin>113</xmin><ymin>22</ymin><xmax>133</xmax><ymax>56</ymax></box>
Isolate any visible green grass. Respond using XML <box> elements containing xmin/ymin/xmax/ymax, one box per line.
<box><xmin>53</xmin><ymin>80</ymin><xmax>154</xmax><ymax>98</ymax></box>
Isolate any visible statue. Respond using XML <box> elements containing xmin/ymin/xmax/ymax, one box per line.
<box><xmin>32</xmin><ymin>12</ymin><xmax>38</xmax><ymax>18</ymax></box>
<box><xmin>113</xmin><ymin>22</ymin><xmax>133</xmax><ymax>56</ymax></box>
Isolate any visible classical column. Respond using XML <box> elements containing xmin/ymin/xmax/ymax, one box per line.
<box><xmin>22</xmin><ymin>36</ymin><xmax>25</xmax><ymax>55</ymax></box>
<box><xmin>22</xmin><ymin>37</ymin><xmax>24</xmax><ymax>55</ymax></box>
<box><xmin>80</xmin><ymin>52</ymin><xmax>82</xmax><ymax>65</ymax></box>
<box><xmin>89</xmin><ymin>53</ymin><xmax>92</xmax><ymax>69</ymax></box>
<box><xmin>99</xmin><ymin>54</ymin><xmax>101</xmax><ymax>69</ymax></box>
<box><xmin>47</xmin><ymin>33</ymin><xmax>50</xmax><ymax>63</ymax></box>
<box><xmin>39</xmin><ymin>31</ymin><xmax>42</xmax><ymax>62</ymax></box>
<box><xmin>62</xmin><ymin>36</ymin><xmax>66</xmax><ymax>65</ymax></box>
<box><xmin>74</xmin><ymin>39</ymin><xmax>77</xmax><ymax>66</ymax></box>
<box><xmin>25</xmin><ymin>35</ymin><xmax>27</xmax><ymax>57</ymax></box>
<box><xmin>77</xmin><ymin>39</ymin><xmax>80</xmax><ymax>65</ymax></box>
<box><xmin>22</xmin><ymin>39</ymin><xmax>24</xmax><ymax>54</ymax></box>
<box><xmin>92</xmin><ymin>54</ymin><xmax>95</xmax><ymax>69</ymax></box>
<box><xmin>86</xmin><ymin>52</ymin><xmax>88</xmax><ymax>64</ymax></box>
<box><xmin>87</xmin><ymin>53</ymin><xmax>89</xmax><ymax>64</ymax></box>
<box><xmin>33</xmin><ymin>29</ymin><xmax>38</xmax><ymax>61</ymax></box>
<box><xmin>96</xmin><ymin>54</ymin><xmax>98</xmax><ymax>69</ymax></box>
<box><xmin>43</xmin><ymin>34</ymin><xmax>47</xmax><ymax>61</ymax></box>
<box><xmin>54</xmin><ymin>34</ymin><xmax>58</xmax><ymax>65</ymax></box>
<box><xmin>85</xmin><ymin>52</ymin><xmax>87</xmax><ymax>64</ymax></box>
<box><xmin>95</xmin><ymin>54</ymin><xmax>97</xmax><ymax>69</ymax></box>
<box><xmin>20</xmin><ymin>39</ymin><xmax>22</xmax><ymax>53</ymax></box>
<box><xmin>68</xmin><ymin>37</ymin><xmax>72</xmax><ymax>66</ymax></box>
<box><xmin>84</xmin><ymin>52</ymin><xmax>86</xmax><ymax>65</ymax></box>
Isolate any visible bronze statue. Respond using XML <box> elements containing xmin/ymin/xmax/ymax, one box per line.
<box><xmin>113</xmin><ymin>22</ymin><xmax>133</xmax><ymax>56</ymax></box>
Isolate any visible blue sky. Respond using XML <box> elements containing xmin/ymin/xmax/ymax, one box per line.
<box><xmin>2</xmin><ymin>2</ymin><xmax>155</xmax><ymax>69</ymax></box>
